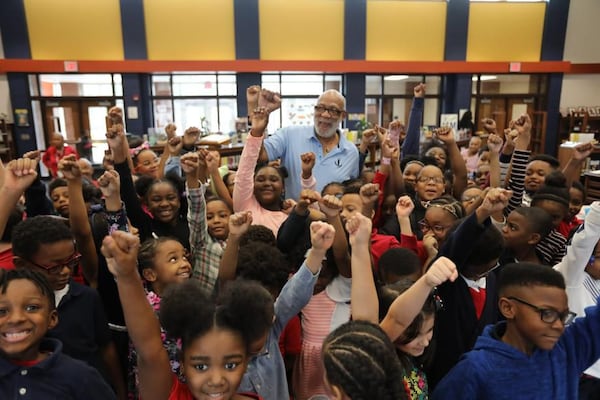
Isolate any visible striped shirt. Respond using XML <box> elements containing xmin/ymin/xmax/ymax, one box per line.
<box><xmin>536</xmin><ymin>229</ymin><xmax>567</xmax><ymax>266</ymax></box>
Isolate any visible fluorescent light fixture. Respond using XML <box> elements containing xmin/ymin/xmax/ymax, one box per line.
<box><xmin>472</xmin><ymin>75</ymin><xmax>497</xmax><ymax>81</ymax></box>
<box><xmin>384</xmin><ymin>75</ymin><xmax>409</xmax><ymax>81</ymax></box>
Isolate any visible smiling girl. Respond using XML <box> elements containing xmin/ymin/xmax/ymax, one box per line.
<box><xmin>102</xmin><ymin>231</ymin><xmax>269</xmax><ymax>400</ymax></box>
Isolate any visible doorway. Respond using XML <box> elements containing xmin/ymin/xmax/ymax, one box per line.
<box><xmin>43</xmin><ymin>99</ymin><xmax>114</xmax><ymax>164</ymax></box>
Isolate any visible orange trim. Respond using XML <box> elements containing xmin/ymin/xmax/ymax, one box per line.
<box><xmin>569</xmin><ymin>64</ymin><xmax>600</xmax><ymax>74</ymax></box>
<box><xmin>0</xmin><ymin>59</ymin><xmax>574</xmax><ymax>74</ymax></box>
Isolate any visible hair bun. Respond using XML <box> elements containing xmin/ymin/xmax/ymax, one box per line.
<box><xmin>543</xmin><ymin>171</ymin><xmax>567</xmax><ymax>188</ymax></box>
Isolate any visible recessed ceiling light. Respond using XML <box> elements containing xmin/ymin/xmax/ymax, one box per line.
<box><xmin>384</xmin><ymin>75</ymin><xmax>409</xmax><ymax>81</ymax></box>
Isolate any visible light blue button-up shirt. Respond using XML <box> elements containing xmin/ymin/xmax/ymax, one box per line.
<box><xmin>263</xmin><ymin>125</ymin><xmax>359</xmax><ymax>200</ymax></box>
<box><xmin>237</xmin><ymin>261</ymin><xmax>318</xmax><ymax>400</ymax></box>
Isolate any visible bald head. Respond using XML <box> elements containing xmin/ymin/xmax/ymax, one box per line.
<box><xmin>50</xmin><ymin>133</ymin><xmax>65</xmax><ymax>149</ymax></box>
<box><xmin>318</xmin><ymin>90</ymin><xmax>346</xmax><ymax>111</ymax></box>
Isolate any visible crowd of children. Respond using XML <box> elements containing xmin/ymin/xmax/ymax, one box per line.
<box><xmin>1</xmin><ymin>85</ymin><xmax>600</xmax><ymax>400</ymax></box>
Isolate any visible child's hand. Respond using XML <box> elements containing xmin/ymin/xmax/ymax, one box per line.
<box><xmin>165</xmin><ymin>123</ymin><xmax>177</xmax><ymax>140</ymax></box>
<box><xmin>434</xmin><ymin>127</ymin><xmax>455</xmax><ymax>144</ymax></box>
<box><xmin>282</xmin><ymin>199</ymin><xmax>297</xmax><ymax>215</ymax></box>
<box><xmin>572</xmin><ymin>141</ymin><xmax>594</xmax><ymax>161</ymax></box>
<box><xmin>101</xmin><ymin>230</ymin><xmax>141</xmax><ymax>278</ymax></box>
<box><xmin>205</xmin><ymin>151</ymin><xmax>221</xmax><ymax>174</ymax></box>
<box><xmin>58</xmin><ymin>155</ymin><xmax>82</xmax><ymax>181</ymax></box>
<box><xmin>414</xmin><ymin>83</ymin><xmax>426</xmax><ymax>98</ymax></box>
<box><xmin>197</xmin><ymin>148</ymin><xmax>209</xmax><ymax>171</ymax></box>
<box><xmin>513</xmin><ymin>114</ymin><xmax>532</xmax><ymax>146</ymax></box>
<box><xmin>309</xmin><ymin>221</ymin><xmax>335</xmax><ymax>252</ymax></box>
<box><xmin>481</xmin><ymin>118</ymin><xmax>497</xmax><ymax>134</ymax></box>
<box><xmin>345</xmin><ymin>213</ymin><xmax>372</xmax><ymax>248</ymax></box>
<box><xmin>381</xmin><ymin>138</ymin><xmax>395</xmax><ymax>159</ymax></box>
<box><xmin>423</xmin><ymin>233</ymin><xmax>438</xmax><ymax>256</ymax></box>
<box><xmin>246</xmin><ymin>85</ymin><xmax>261</xmax><ymax>113</ymax></box>
<box><xmin>320</xmin><ymin>194</ymin><xmax>343</xmax><ymax>218</ymax></box>
<box><xmin>360</xmin><ymin>128</ymin><xmax>377</xmax><ymax>148</ymax></box>
<box><xmin>105</xmin><ymin>125</ymin><xmax>126</xmax><ymax>151</ymax></box>
<box><xmin>97</xmin><ymin>169</ymin><xmax>120</xmax><ymax>198</ymax></box>
<box><xmin>250</xmin><ymin>107</ymin><xmax>269</xmax><ymax>135</ymax></box>
<box><xmin>478</xmin><ymin>187</ymin><xmax>512</xmax><ymax>218</ymax></box>
<box><xmin>424</xmin><ymin>256</ymin><xmax>458</xmax><ymax>287</ymax></box>
<box><xmin>359</xmin><ymin>183</ymin><xmax>379</xmax><ymax>206</ymax></box>
<box><xmin>183</xmin><ymin>127</ymin><xmax>201</xmax><ymax>148</ymax></box>
<box><xmin>296</xmin><ymin>189</ymin><xmax>321</xmax><ymax>215</ymax></box>
<box><xmin>487</xmin><ymin>133</ymin><xmax>503</xmax><ymax>154</ymax></box>
<box><xmin>228</xmin><ymin>211</ymin><xmax>252</xmax><ymax>238</ymax></box>
<box><xmin>2</xmin><ymin>157</ymin><xmax>38</xmax><ymax>193</ymax></box>
<box><xmin>166</xmin><ymin>136</ymin><xmax>183</xmax><ymax>156</ymax></box>
<box><xmin>23</xmin><ymin>150</ymin><xmax>40</xmax><ymax>162</ymax></box>
<box><xmin>396</xmin><ymin>195</ymin><xmax>414</xmax><ymax>218</ymax></box>
<box><xmin>300</xmin><ymin>152</ymin><xmax>316</xmax><ymax>179</ymax></box>
<box><xmin>180</xmin><ymin>152</ymin><xmax>200</xmax><ymax>176</ymax></box>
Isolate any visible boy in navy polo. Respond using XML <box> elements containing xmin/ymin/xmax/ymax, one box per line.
<box><xmin>0</xmin><ymin>268</ymin><xmax>115</xmax><ymax>399</ymax></box>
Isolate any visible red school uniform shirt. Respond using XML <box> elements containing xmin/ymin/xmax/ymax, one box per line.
<box><xmin>371</xmin><ymin>229</ymin><xmax>402</xmax><ymax>274</ymax></box>
<box><xmin>42</xmin><ymin>145</ymin><xmax>78</xmax><ymax>177</ymax></box>
<box><xmin>168</xmin><ymin>375</ymin><xmax>263</xmax><ymax>399</ymax></box>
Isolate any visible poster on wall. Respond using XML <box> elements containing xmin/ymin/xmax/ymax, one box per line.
<box><xmin>15</xmin><ymin>109</ymin><xmax>29</xmax><ymax>127</ymax></box>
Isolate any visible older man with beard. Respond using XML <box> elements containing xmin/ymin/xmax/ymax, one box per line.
<box><xmin>257</xmin><ymin>88</ymin><xmax>359</xmax><ymax>200</ymax></box>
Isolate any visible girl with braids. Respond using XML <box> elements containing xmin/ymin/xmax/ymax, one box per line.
<box><xmin>102</xmin><ymin>230</ymin><xmax>271</xmax><ymax>400</ymax></box>
<box><xmin>323</xmin><ymin>320</ymin><xmax>407</xmax><ymax>400</ymax></box>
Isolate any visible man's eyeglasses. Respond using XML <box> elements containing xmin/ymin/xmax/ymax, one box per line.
<box><xmin>507</xmin><ymin>296</ymin><xmax>577</xmax><ymax>325</ymax></box>
<box><xmin>26</xmin><ymin>251</ymin><xmax>82</xmax><ymax>275</ymax></box>
<box><xmin>418</xmin><ymin>219</ymin><xmax>451</xmax><ymax>234</ymax></box>
<box><xmin>314</xmin><ymin>105</ymin><xmax>344</xmax><ymax>118</ymax></box>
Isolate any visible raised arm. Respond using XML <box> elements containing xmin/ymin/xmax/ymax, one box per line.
<box><xmin>346</xmin><ymin>213</ymin><xmax>378</xmax><ymax>323</ymax></box>
<box><xmin>487</xmin><ymin>133</ymin><xmax>503</xmax><ymax>189</ymax></box>
<box><xmin>320</xmin><ymin>194</ymin><xmax>351</xmax><ymax>277</ymax></box>
<box><xmin>58</xmin><ymin>155</ymin><xmax>98</xmax><ymax>286</ymax></box>
<box><xmin>380</xmin><ymin>257</ymin><xmax>457</xmax><ymax>342</ymax></box>
<box><xmin>218</xmin><ymin>211</ymin><xmax>252</xmax><ymax>285</ymax></box>
<box><xmin>158</xmin><ymin>136</ymin><xmax>183</xmax><ymax>179</ymax></box>
<box><xmin>401</xmin><ymin>83</ymin><xmax>425</xmax><ymax>159</ymax></box>
<box><xmin>206</xmin><ymin>151</ymin><xmax>233</xmax><ymax>209</ymax></box>
<box><xmin>101</xmin><ymin>231</ymin><xmax>172</xmax><ymax>400</ymax></box>
<box><xmin>562</xmin><ymin>141</ymin><xmax>594</xmax><ymax>190</ymax></box>
<box><xmin>0</xmin><ymin>158</ymin><xmax>38</xmax><ymax>238</ymax></box>
<box><xmin>435</xmin><ymin>127</ymin><xmax>468</xmax><ymax>198</ymax></box>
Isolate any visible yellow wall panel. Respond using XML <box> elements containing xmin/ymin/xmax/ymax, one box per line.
<box><xmin>467</xmin><ymin>3</ymin><xmax>545</xmax><ymax>62</ymax></box>
<box><xmin>260</xmin><ymin>0</ymin><xmax>344</xmax><ymax>60</ymax></box>
<box><xmin>24</xmin><ymin>0</ymin><xmax>124</xmax><ymax>60</ymax></box>
<box><xmin>145</xmin><ymin>0</ymin><xmax>235</xmax><ymax>60</ymax></box>
<box><xmin>366</xmin><ymin>1</ymin><xmax>446</xmax><ymax>61</ymax></box>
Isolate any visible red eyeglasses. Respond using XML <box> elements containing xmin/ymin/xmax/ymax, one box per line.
<box><xmin>26</xmin><ymin>251</ymin><xmax>82</xmax><ymax>275</ymax></box>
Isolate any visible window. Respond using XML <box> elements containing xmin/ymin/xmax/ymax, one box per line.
<box><xmin>261</xmin><ymin>73</ymin><xmax>344</xmax><ymax>134</ymax></box>
<box><xmin>150</xmin><ymin>73</ymin><xmax>237</xmax><ymax>134</ymax></box>
<box><xmin>365</xmin><ymin>75</ymin><xmax>442</xmax><ymax>128</ymax></box>
<box><xmin>35</xmin><ymin>74</ymin><xmax>118</xmax><ymax>97</ymax></box>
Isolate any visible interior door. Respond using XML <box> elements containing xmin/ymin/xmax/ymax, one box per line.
<box><xmin>43</xmin><ymin>99</ymin><xmax>114</xmax><ymax>164</ymax></box>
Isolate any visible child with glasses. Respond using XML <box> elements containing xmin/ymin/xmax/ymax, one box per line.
<box><xmin>11</xmin><ymin>216</ymin><xmax>125</xmax><ymax>397</ymax></box>
<box><xmin>432</xmin><ymin>262</ymin><xmax>600</xmax><ymax>399</ymax></box>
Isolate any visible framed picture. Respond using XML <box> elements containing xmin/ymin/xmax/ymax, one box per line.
<box><xmin>14</xmin><ymin>109</ymin><xmax>29</xmax><ymax>127</ymax></box>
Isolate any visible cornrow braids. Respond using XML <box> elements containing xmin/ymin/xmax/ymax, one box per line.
<box><xmin>323</xmin><ymin>320</ymin><xmax>408</xmax><ymax>400</ymax></box>
<box><xmin>427</xmin><ymin>195</ymin><xmax>465</xmax><ymax>220</ymax></box>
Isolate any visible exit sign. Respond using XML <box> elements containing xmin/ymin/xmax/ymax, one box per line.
<box><xmin>509</xmin><ymin>62</ymin><xmax>521</xmax><ymax>72</ymax></box>
<box><xmin>64</xmin><ymin>61</ymin><xmax>78</xmax><ymax>72</ymax></box>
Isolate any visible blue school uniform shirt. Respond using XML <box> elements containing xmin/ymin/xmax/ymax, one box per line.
<box><xmin>263</xmin><ymin>126</ymin><xmax>359</xmax><ymax>201</ymax></box>
<box><xmin>432</xmin><ymin>300</ymin><xmax>600</xmax><ymax>400</ymax></box>
<box><xmin>0</xmin><ymin>338</ymin><xmax>116</xmax><ymax>399</ymax></box>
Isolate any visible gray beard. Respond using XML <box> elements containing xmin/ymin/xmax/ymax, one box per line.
<box><xmin>316</xmin><ymin>128</ymin><xmax>337</xmax><ymax>139</ymax></box>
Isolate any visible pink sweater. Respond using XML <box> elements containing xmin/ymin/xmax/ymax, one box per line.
<box><xmin>232</xmin><ymin>135</ymin><xmax>288</xmax><ymax>236</ymax></box>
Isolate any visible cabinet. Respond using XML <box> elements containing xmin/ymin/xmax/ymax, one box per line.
<box><xmin>0</xmin><ymin>120</ymin><xmax>15</xmax><ymax>163</ymax></box>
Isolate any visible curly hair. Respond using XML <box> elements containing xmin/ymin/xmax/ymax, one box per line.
<box><xmin>0</xmin><ymin>268</ymin><xmax>56</xmax><ymax>310</ymax></box>
<box><xmin>236</xmin><ymin>241</ymin><xmax>291</xmax><ymax>294</ymax></box>
<box><xmin>323</xmin><ymin>320</ymin><xmax>408</xmax><ymax>400</ymax></box>
<box><xmin>238</xmin><ymin>225</ymin><xmax>276</xmax><ymax>247</ymax></box>
<box><xmin>11</xmin><ymin>216</ymin><xmax>74</xmax><ymax>259</ymax></box>
<box><xmin>159</xmin><ymin>279</ymin><xmax>273</xmax><ymax>353</ymax></box>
